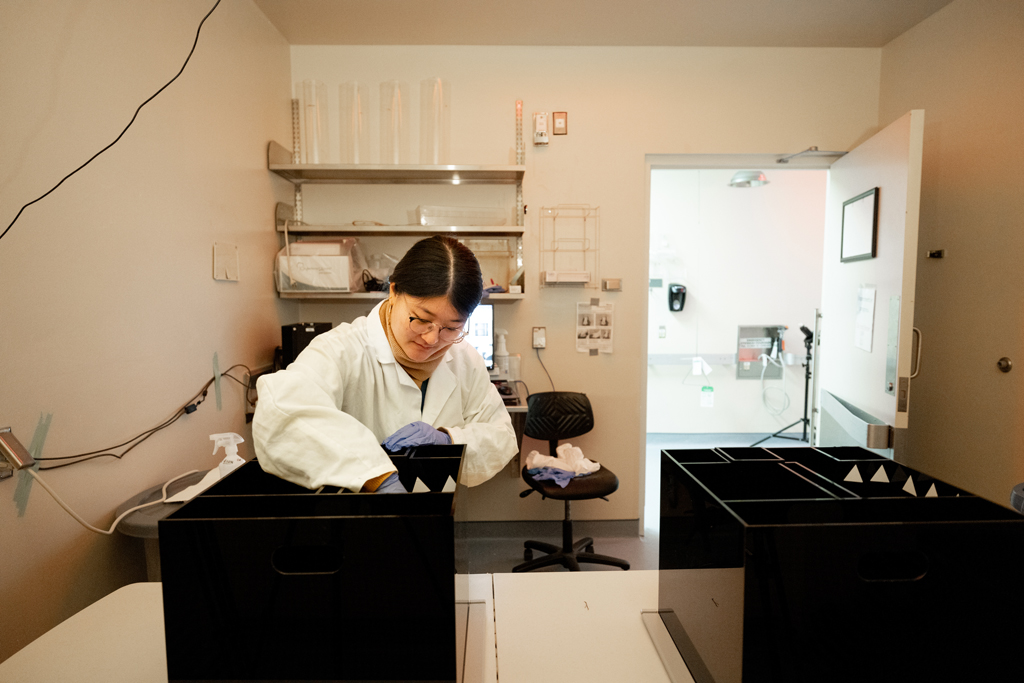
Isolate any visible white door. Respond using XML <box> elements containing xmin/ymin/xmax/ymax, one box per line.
<box><xmin>814</xmin><ymin>110</ymin><xmax>924</xmax><ymax>454</ymax></box>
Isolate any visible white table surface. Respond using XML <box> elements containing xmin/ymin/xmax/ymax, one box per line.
<box><xmin>493</xmin><ymin>570</ymin><xmax>681</xmax><ymax>683</ymax></box>
<box><xmin>0</xmin><ymin>583</ymin><xmax>167</xmax><ymax>683</ymax></box>
<box><xmin>0</xmin><ymin>571</ymin><xmax>686</xmax><ymax>683</ymax></box>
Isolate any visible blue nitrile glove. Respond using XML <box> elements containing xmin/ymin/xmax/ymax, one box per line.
<box><xmin>382</xmin><ymin>421</ymin><xmax>452</xmax><ymax>451</ymax></box>
<box><xmin>376</xmin><ymin>472</ymin><xmax>407</xmax><ymax>494</ymax></box>
<box><xmin>483</xmin><ymin>285</ymin><xmax>506</xmax><ymax>296</ymax></box>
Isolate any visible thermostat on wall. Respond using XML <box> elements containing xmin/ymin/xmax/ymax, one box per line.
<box><xmin>533</xmin><ymin>113</ymin><xmax>549</xmax><ymax>146</ymax></box>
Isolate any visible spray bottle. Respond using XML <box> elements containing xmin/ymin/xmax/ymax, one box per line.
<box><xmin>210</xmin><ymin>432</ymin><xmax>245</xmax><ymax>477</ymax></box>
<box><xmin>165</xmin><ymin>433</ymin><xmax>247</xmax><ymax>503</ymax></box>
<box><xmin>494</xmin><ymin>328</ymin><xmax>509</xmax><ymax>378</ymax></box>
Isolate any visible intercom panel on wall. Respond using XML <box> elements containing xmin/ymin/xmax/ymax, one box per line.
<box><xmin>737</xmin><ymin>325</ymin><xmax>785</xmax><ymax>380</ymax></box>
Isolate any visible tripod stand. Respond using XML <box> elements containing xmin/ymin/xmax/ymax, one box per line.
<box><xmin>750</xmin><ymin>326</ymin><xmax>814</xmax><ymax>447</ymax></box>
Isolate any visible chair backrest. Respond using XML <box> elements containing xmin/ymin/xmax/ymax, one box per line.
<box><xmin>524</xmin><ymin>392</ymin><xmax>594</xmax><ymax>443</ymax></box>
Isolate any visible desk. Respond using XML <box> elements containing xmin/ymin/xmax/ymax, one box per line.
<box><xmin>0</xmin><ymin>571</ymin><xmax>688</xmax><ymax>683</ymax></box>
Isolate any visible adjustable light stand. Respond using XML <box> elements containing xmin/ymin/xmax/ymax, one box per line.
<box><xmin>750</xmin><ymin>326</ymin><xmax>814</xmax><ymax>448</ymax></box>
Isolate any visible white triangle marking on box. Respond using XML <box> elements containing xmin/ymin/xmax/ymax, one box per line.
<box><xmin>442</xmin><ymin>476</ymin><xmax>457</xmax><ymax>493</ymax></box>
<box><xmin>412</xmin><ymin>477</ymin><xmax>430</xmax><ymax>493</ymax></box>
<box><xmin>844</xmin><ymin>465</ymin><xmax>863</xmax><ymax>483</ymax></box>
<box><xmin>925</xmin><ymin>483</ymin><xmax>938</xmax><ymax>498</ymax></box>
<box><xmin>903</xmin><ymin>476</ymin><xmax>917</xmax><ymax>497</ymax></box>
<box><xmin>871</xmin><ymin>466</ymin><xmax>889</xmax><ymax>483</ymax></box>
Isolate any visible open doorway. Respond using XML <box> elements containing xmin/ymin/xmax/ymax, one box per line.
<box><xmin>643</xmin><ymin>159</ymin><xmax>833</xmax><ymax>530</ymax></box>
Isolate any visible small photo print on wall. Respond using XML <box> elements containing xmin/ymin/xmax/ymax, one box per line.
<box><xmin>576</xmin><ymin>302</ymin><xmax>614</xmax><ymax>354</ymax></box>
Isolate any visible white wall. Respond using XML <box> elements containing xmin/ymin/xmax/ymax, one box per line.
<box><xmin>878</xmin><ymin>0</ymin><xmax>1024</xmax><ymax>503</ymax></box>
<box><xmin>0</xmin><ymin>0</ymin><xmax>293</xmax><ymax>662</ymax></box>
<box><xmin>288</xmin><ymin>45</ymin><xmax>881</xmax><ymax>521</ymax></box>
<box><xmin>648</xmin><ymin>168</ymin><xmax>826</xmax><ymax>434</ymax></box>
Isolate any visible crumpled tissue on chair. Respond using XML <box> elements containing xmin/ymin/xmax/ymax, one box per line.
<box><xmin>525</xmin><ymin>442</ymin><xmax>601</xmax><ymax>475</ymax></box>
<box><xmin>528</xmin><ymin>467</ymin><xmax>577</xmax><ymax>487</ymax></box>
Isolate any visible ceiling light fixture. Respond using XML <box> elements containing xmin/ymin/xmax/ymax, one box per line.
<box><xmin>729</xmin><ymin>170</ymin><xmax>769</xmax><ymax>188</ymax></box>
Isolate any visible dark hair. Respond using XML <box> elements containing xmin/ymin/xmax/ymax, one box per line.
<box><xmin>389</xmin><ymin>235</ymin><xmax>483</xmax><ymax>319</ymax></box>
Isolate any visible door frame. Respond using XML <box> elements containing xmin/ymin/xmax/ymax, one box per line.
<box><xmin>640</xmin><ymin>152</ymin><xmax>843</xmax><ymax>532</ymax></box>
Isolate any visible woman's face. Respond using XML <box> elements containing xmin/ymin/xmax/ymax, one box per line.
<box><xmin>389</xmin><ymin>287</ymin><xmax>467</xmax><ymax>362</ymax></box>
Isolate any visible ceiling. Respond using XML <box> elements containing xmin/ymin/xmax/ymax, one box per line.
<box><xmin>253</xmin><ymin>0</ymin><xmax>955</xmax><ymax>48</ymax></box>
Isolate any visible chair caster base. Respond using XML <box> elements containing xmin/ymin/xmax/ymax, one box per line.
<box><xmin>513</xmin><ymin>541</ymin><xmax>630</xmax><ymax>573</ymax></box>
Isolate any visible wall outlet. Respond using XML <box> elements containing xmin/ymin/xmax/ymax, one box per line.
<box><xmin>532</xmin><ymin>327</ymin><xmax>547</xmax><ymax>349</ymax></box>
<box><xmin>244</xmin><ymin>364</ymin><xmax>275</xmax><ymax>423</ymax></box>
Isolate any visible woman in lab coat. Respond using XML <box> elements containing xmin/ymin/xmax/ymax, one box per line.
<box><xmin>253</xmin><ymin>235</ymin><xmax>518</xmax><ymax>493</ymax></box>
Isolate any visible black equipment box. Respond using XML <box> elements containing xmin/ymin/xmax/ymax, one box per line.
<box><xmin>281</xmin><ymin>322</ymin><xmax>332</xmax><ymax>367</ymax></box>
<box><xmin>159</xmin><ymin>446</ymin><xmax>464</xmax><ymax>682</ymax></box>
<box><xmin>659</xmin><ymin>446</ymin><xmax>1024</xmax><ymax>683</ymax></box>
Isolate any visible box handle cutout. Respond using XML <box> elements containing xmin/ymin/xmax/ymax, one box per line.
<box><xmin>272</xmin><ymin>544</ymin><xmax>343</xmax><ymax>575</ymax></box>
<box><xmin>857</xmin><ymin>550</ymin><xmax>928</xmax><ymax>582</ymax></box>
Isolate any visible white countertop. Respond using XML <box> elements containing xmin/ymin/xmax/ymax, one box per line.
<box><xmin>0</xmin><ymin>571</ymin><xmax>689</xmax><ymax>683</ymax></box>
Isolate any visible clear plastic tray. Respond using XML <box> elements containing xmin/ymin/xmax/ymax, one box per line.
<box><xmin>417</xmin><ymin>205</ymin><xmax>508</xmax><ymax>226</ymax></box>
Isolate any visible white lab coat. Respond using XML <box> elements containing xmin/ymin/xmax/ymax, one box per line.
<box><xmin>252</xmin><ymin>302</ymin><xmax>518</xmax><ymax>491</ymax></box>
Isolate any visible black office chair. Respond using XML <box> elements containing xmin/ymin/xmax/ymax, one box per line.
<box><xmin>512</xmin><ymin>391</ymin><xmax>630</xmax><ymax>572</ymax></box>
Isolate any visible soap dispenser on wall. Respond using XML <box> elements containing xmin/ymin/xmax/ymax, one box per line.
<box><xmin>669</xmin><ymin>284</ymin><xmax>686</xmax><ymax>311</ymax></box>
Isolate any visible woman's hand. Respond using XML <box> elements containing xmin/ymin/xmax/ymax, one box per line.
<box><xmin>375</xmin><ymin>472</ymin><xmax>407</xmax><ymax>493</ymax></box>
<box><xmin>382</xmin><ymin>421</ymin><xmax>452</xmax><ymax>451</ymax></box>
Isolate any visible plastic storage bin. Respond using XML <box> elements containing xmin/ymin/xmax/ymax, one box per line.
<box><xmin>274</xmin><ymin>239</ymin><xmax>367</xmax><ymax>294</ymax></box>
<box><xmin>460</xmin><ymin>237</ymin><xmax>515</xmax><ymax>290</ymax></box>
<box><xmin>160</xmin><ymin>447</ymin><xmax>464</xmax><ymax>682</ymax></box>
<box><xmin>658</xmin><ymin>446</ymin><xmax>1024</xmax><ymax>683</ymax></box>
<box><xmin>416</xmin><ymin>205</ymin><xmax>508</xmax><ymax>226</ymax></box>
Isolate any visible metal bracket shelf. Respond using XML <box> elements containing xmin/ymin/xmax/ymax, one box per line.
<box><xmin>268</xmin><ymin>142</ymin><xmax>524</xmax><ymax>185</ymax></box>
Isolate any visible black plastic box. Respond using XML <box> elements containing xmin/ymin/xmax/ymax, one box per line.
<box><xmin>659</xmin><ymin>446</ymin><xmax>1024</xmax><ymax>683</ymax></box>
<box><xmin>159</xmin><ymin>446</ymin><xmax>464</xmax><ymax>682</ymax></box>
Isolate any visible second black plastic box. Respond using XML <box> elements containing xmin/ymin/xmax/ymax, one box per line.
<box><xmin>659</xmin><ymin>446</ymin><xmax>1024</xmax><ymax>683</ymax></box>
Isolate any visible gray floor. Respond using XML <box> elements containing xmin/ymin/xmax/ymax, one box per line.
<box><xmin>457</xmin><ymin>518</ymin><xmax>656</xmax><ymax>574</ymax></box>
<box><xmin>462</xmin><ymin>431</ymin><xmax>810</xmax><ymax>573</ymax></box>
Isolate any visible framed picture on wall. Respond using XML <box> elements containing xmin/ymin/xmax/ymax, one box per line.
<box><xmin>840</xmin><ymin>187</ymin><xmax>879</xmax><ymax>263</ymax></box>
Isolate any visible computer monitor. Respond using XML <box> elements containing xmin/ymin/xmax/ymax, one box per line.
<box><xmin>466</xmin><ymin>303</ymin><xmax>494</xmax><ymax>370</ymax></box>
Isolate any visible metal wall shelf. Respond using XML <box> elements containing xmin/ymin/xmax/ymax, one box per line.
<box><xmin>275</xmin><ymin>221</ymin><xmax>524</xmax><ymax>238</ymax></box>
<box><xmin>279</xmin><ymin>290</ymin><xmax>524</xmax><ymax>302</ymax></box>
<box><xmin>268</xmin><ymin>139</ymin><xmax>526</xmax><ymax>303</ymax></box>
<box><xmin>268</xmin><ymin>141</ymin><xmax>524</xmax><ymax>185</ymax></box>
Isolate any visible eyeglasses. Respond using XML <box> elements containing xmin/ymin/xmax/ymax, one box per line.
<box><xmin>407</xmin><ymin>315</ymin><xmax>467</xmax><ymax>343</ymax></box>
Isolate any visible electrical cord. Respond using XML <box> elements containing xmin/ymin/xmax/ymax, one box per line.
<box><xmin>0</xmin><ymin>0</ymin><xmax>223</xmax><ymax>243</ymax></box>
<box><xmin>510</xmin><ymin>379</ymin><xmax>531</xmax><ymax>398</ymax></box>
<box><xmin>535</xmin><ymin>348</ymin><xmax>555</xmax><ymax>391</ymax></box>
<box><xmin>33</xmin><ymin>363</ymin><xmax>251</xmax><ymax>470</ymax></box>
<box><xmin>27</xmin><ymin>468</ymin><xmax>199</xmax><ymax>535</ymax></box>
<box><xmin>759</xmin><ymin>353</ymin><xmax>791</xmax><ymax>416</ymax></box>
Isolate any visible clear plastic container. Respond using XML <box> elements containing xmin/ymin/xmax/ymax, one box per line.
<box><xmin>419</xmin><ymin>77</ymin><xmax>450</xmax><ymax>165</ymax></box>
<box><xmin>460</xmin><ymin>238</ymin><xmax>514</xmax><ymax>289</ymax></box>
<box><xmin>380</xmin><ymin>81</ymin><xmax>410</xmax><ymax>165</ymax></box>
<box><xmin>417</xmin><ymin>205</ymin><xmax>508</xmax><ymax>226</ymax></box>
<box><xmin>299</xmin><ymin>80</ymin><xmax>329</xmax><ymax>164</ymax></box>
<box><xmin>275</xmin><ymin>239</ymin><xmax>367</xmax><ymax>293</ymax></box>
<box><xmin>339</xmin><ymin>82</ymin><xmax>370</xmax><ymax>164</ymax></box>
